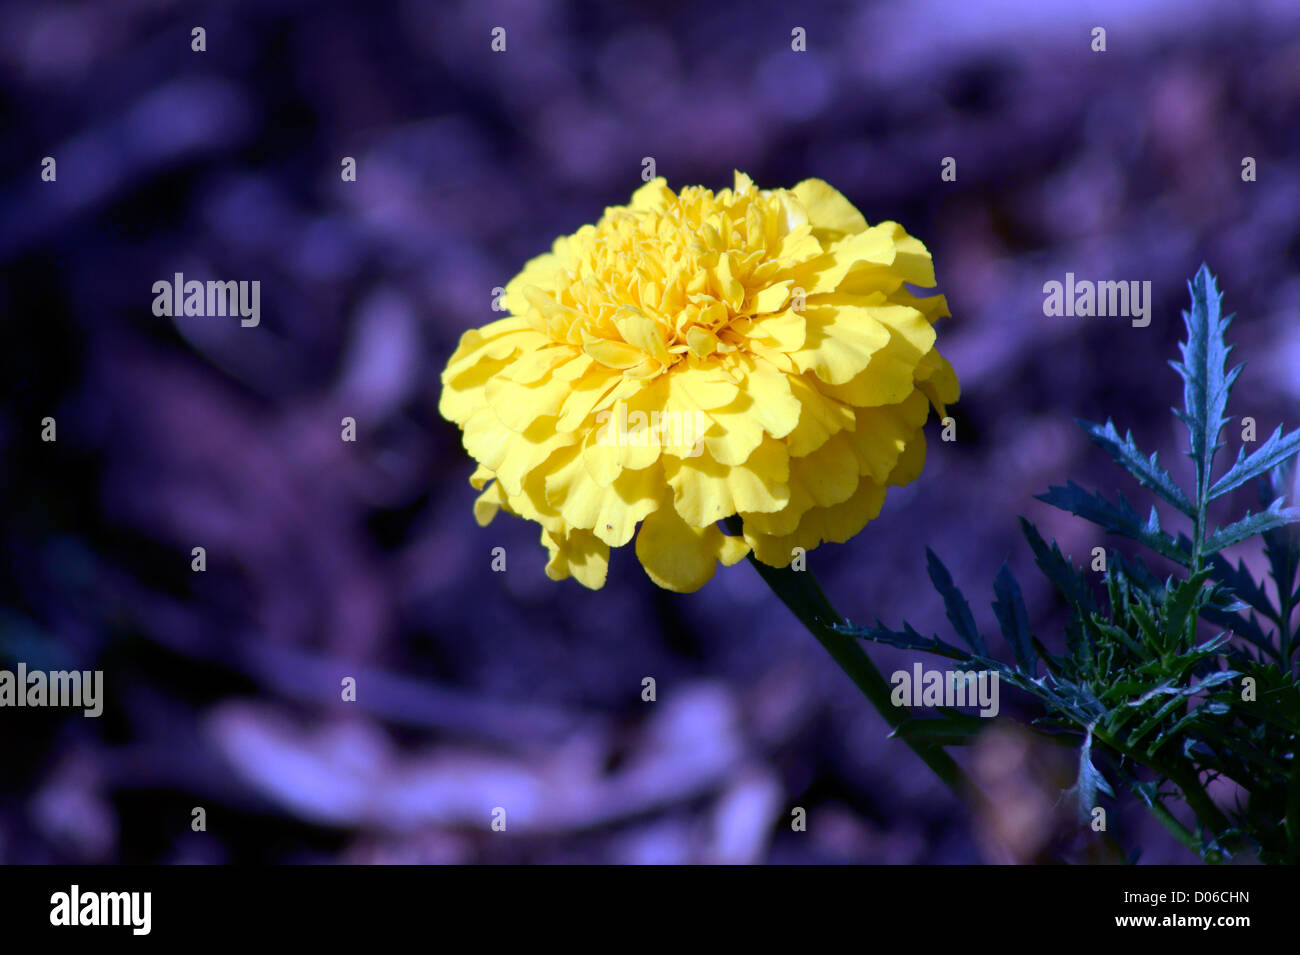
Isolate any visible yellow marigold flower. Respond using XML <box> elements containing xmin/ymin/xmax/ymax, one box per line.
<box><xmin>439</xmin><ymin>172</ymin><xmax>959</xmax><ymax>592</ymax></box>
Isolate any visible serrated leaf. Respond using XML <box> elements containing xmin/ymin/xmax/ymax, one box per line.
<box><xmin>1080</xmin><ymin>418</ymin><xmax>1195</xmax><ymax>516</ymax></box>
<box><xmin>1125</xmin><ymin>671</ymin><xmax>1240</xmax><ymax>752</ymax></box>
<box><xmin>1087</xmin><ymin>615</ymin><xmax>1146</xmax><ymax>658</ymax></box>
<box><xmin>1208</xmin><ymin>424</ymin><xmax>1300</xmax><ymax>501</ymax></box>
<box><xmin>992</xmin><ymin>563</ymin><xmax>1036</xmax><ymax>673</ymax></box>
<box><xmin>925</xmin><ymin>549</ymin><xmax>988</xmax><ymax>656</ymax></box>
<box><xmin>1203</xmin><ymin>498</ymin><xmax>1300</xmax><ymax>554</ymax></box>
<box><xmin>1036</xmin><ymin>481</ymin><xmax>1192</xmax><ymax>566</ymax></box>
<box><xmin>1205</xmin><ymin>552</ymin><xmax>1278</xmax><ymax>622</ymax></box>
<box><xmin>1163</xmin><ymin>569</ymin><xmax>1213</xmax><ymax>646</ymax></box>
<box><xmin>1107</xmin><ymin>550</ymin><xmax>1166</xmax><ymax>605</ymax></box>
<box><xmin>1129</xmin><ymin>600</ymin><xmax>1161</xmax><ymax>649</ymax></box>
<box><xmin>1197</xmin><ymin>602</ymin><xmax>1279</xmax><ymax>661</ymax></box>
<box><xmin>1020</xmin><ymin>518</ymin><xmax>1095</xmax><ymax>611</ymax></box>
<box><xmin>1258</xmin><ymin>465</ymin><xmax>1300</xmax><ymax>657</ymax></box>
<box><xmin>838</xmin><ymin>620</ymin><xmax>970</xmax><ymax>661</ymax></box>
<box><xmin>1169</xmin><ymin>264</ymin><xmax>1240</xmax><ymax>503</ymax></box>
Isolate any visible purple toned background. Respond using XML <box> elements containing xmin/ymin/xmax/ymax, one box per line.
<box><xmin>2</xmin><ymin>0</ymin><xmax>1298</xmax><ymax>864</ymax></box>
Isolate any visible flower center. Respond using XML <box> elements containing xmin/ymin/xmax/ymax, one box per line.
<box><xmin>533</xmin><ymin>185</ymin><xmax>798</xmax><ymax>375</ymax></box>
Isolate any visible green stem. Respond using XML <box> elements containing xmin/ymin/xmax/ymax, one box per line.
<box><xmin>1095</xmin><ymin>724</ymin><xmax>1233</xmax><ymax>861</ymax></box>
<box><xmin>1166</xmin><ymin>765</ymin><xmax>1232</xmax><ymax>857</ymax></box>
<box><xmin>1278</xmin><ymin>567</ymin><xmax>1296</xmax><ymax>665</ymax></box>
<box><xmin>1146</xmin><ymin>796</ymin><xmax>1204</xmax><ymax>856</ymax></box>
<box><xmin>725</xmin><ymin>518</ymin><xmax>978</xmax><ymax>805</ymax></box>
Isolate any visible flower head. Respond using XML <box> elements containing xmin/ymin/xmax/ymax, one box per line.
<box><xmin>439</xmin><ymin>173</ymin><xmax>958</xmax><ymax>591</ymax></box>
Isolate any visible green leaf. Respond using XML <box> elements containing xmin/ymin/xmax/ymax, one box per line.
<box><xmin>1258</xmin><ymin>465</ymin><xmax>1300</xmax><ymax>657</ymax></box>
<box><xmin>1162</xmin><ymin>569</ymin><xmax>1213</xmax><ymax>648</ymax></box>
<box><xmin>1120</xmin><ymin>671</ymin><xmax>1239</xmax><ymax>754</ymax></box>
<box><xmin>890</xmin><ymin>712</ymin><xmax>989</xmax><ymax>746</ymax></box>
<box><xmin>992</xmin><ymin>563</ymin><xmax>1037</xmax><ymax>673</ymax></box>
<box><xmin>1149</xmin><ymin>703</ymin><xmax>1232</xmax><ymax>759</ymax></box>
<box><xmin>1107</xmin><ymin>549</ymin><xmax>1165</xmax><ymax>601</ymax></box>
<box><xmin>1087</xmin><ymin>615</ymin><xmax>1146</xmax><ymax>658</ymax></box>
<box><xmin>925</xmin><ymin>549</ymin><xmax>988</xmax><ymax>656</ymax></box>
<box><xmin>1194</xmin><ymin>572</ymin><xmax>1279</xmax><ymax>662</ymax></box>
<box><xmin>1169</xmin><ymin>264</ymin><xmax>1241</xmax><ymax>503</ymax></box>
<box><xmin>1203</xmin><ymin>498</ymin><xmax>1300</xmax><ymax>553</ymax></box>
<box><xmin>1129</xmin><ymin>600</ymin><xmax>1161</xmax><ymax>649</ymax></box>
<box><xmin>1208</xmin><ymin>424</ymin><xmax>1300</xmax><ymax>501</ymax></box>
<box><xmin>1199</xmin><ymin>608</ymin><xmax>1277</xmax><ymax>662</ymax></box>
<box><xmin>1080</xmin><ymin>418</ymin><xmax>1195</xmax><ymax>516</ymax></box>
<box><xmin>1020</xmin><ymin>518</ymin><xmax>1095</xmax><ymax>611</ymax></box>
<box><xmin>1205</xmin><ymin>552</ymin><xmax>1278</xmax><ymax>622</ymax></box>
<box><xmin>838</xmin><ymin>620</ymin><xmax>970</xmax><ymax>661</ymax></box>
<box><xmin>1036</xmin><ymin>482</ymin><xmax>1191</xmax><ymax>566</ymax></box>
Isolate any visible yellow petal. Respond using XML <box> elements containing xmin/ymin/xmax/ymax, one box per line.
<box><xmin>496</xmin><ymin>344</ymin><xmax>572</xmax><ymax>385</ymax></box>
<box><xmin>581</xmin><ymin>422</ymin><xmax>627</xmax><ymax>487</ymax></box>
<box><xmin>543</xmin><ymin>446</ymin><xmax>663</xmax><ymax>547</ymax></box>
<box><xmin>629</xmin><ymin>177</ymin><xmax>676</xmax><ymax>211</ymax></box>
<box><xmin>673</xmin><ymin>366</ymin><xmax>741</xmax><ymax>410</ymax></box>
<box><xmin>886</xmin><ymin>428</ymin><xmax>927</xmax><ymax>487</ymax></box>
<box><xmin>542</xmin><ymin>527</ymin><xmax>610</xmax><ymax>589</ymax></box>
<box><xmin>732</xmin><ymin>354</ymin><xmax>801</xmax><ymax>441</ymax></box>
<box><xmin>502</xmin><ymin>244</ymin><xmax>569</xmax><ymax>318</ymax></box>
<box><xmin>441</xmin><ymin>317</ymin><xmax>540</xmax><ymax>378</ymax></box>
<box><xmin>438</xmin><ymin>352</ymin><xmax>513</xmax><ymax>425</ymax></box>
<box><xmin>614</xmin><ymin>308</ymin><xmax>672</xmax><ymax>366</ymax></box>
<box><xmin>784</xmin><ymin>373</ymin><xmax>856</xmax><ymax>458</ymax></box>
<box><xmin>791</xmin><ymin>179</ymin><xmax>868</xmax><ymax>236</ymax></box>
<box><xmin>464</xmin><ymin>408</ymin><xmax>574</xmax><ymax>497</ymax></box>
<box><xmin>819</xmin><ymin>329</ymin><xmax>923</xmax><ymax>408</ymax></box>
<box><xmin>752</xmin><ymin>281</ymin><xmax>792</xmax><ymax>314</ymax></box>
<box><xmin>473</xmin><ymin>479</ymin><xmax>506</xmax><ymax>526</ymax></box>
<box><xmin>747</xmin><ymin>309</ymin><xmax>806</xmax><ymax>352</ymax></box>
<box><xmin>789</xmin><ymin>303</ymin><xmax>891</xmax><ymax>385</ymax></box>
<box><xmin>746</xmin><ymin>478</ymin><xmax>887</xmax><ymax>567</ymax></box>
<box><xmin>635</xmin><ymin>501</ymin><xmax>749</xmax><ymax>593</ymax></box>
<box><xmin>795</xmin><ymin>431</ymin><xmax>860</xmax><ymax>507</ymax></box>
<box><xmin>686</xmin><ymin>325</ymin><xmax>720</xmax><ymax>359</ymax></box>
<box><xmin>875</xmin><ymin>222</ymin><xmax>937</xmax><ymax>287</ymax></box>
<box><xmin>556</xmin><ymin>368</ymin><xmax>623</xmax><ymax>433</ymax></box>
<box><xmin>665</xmin><ymin>439</ymin><xmax>790</xmax><ymax>524</ymax></box>
<box><xmin>583</xmin><ymin>333</ymin><xmax>647</xmax><ymax>370</ymax></box>
<box><xmin>774</xmin><ymin>225</ymin><xmax>823</xmax><ymax>266</ymax></box>
<box><xmin>485</xmin><ymin>369</ymin><xmax>571</xmax><ymax>432</ymax></box>
<box><xmin>916</xmin><ymin>349</ymin><xmax>961</xmax><ymax>417</ymax></box>
<box><xmin>849</xmin><ymin>392</ymin><xmax>928</xmax><ymax>483</ymax></box>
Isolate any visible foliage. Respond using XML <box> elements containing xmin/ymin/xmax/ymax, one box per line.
<box><xmin>839</xmin><ymin>266</ymin><xmax>1300</xmax><ymax>862</ymax></box>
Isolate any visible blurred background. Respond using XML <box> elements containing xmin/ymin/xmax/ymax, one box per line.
<box><xmin>1</xmin><ymin>0</ymin><xmax>1298</xmax><ymax>864</ymax></box>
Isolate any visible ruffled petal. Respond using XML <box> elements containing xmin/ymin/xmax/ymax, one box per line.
<box><xmin>635</xmin><ymin>500</ymin><xmax>749</xmax><ymax>593</ymax></box>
